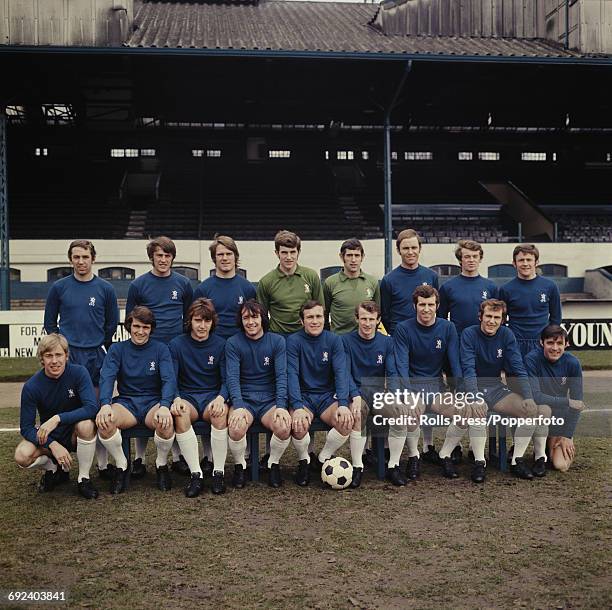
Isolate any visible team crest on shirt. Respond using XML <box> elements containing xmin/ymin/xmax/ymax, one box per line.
<box><xmin>366</xmin><ymin>288</ymin><xmax>373</xmax><ymax>297</ymax></box>
<box><xmin>264</xmin><ymin>356</ymin><xmax>270</xmax><ymax>366</ymax></box>
<box><xmin>238</xmin><ymin>296</ymin><xmax>244</xmax><ymax>305</ymax></box>
<box><xmin>208</xmin><ymin>355</ymin><xmax>215</xmax><ymax>365</ymax></box>
<box><xmin>497</xmin><ymin>349</ymin><xmax>503</xmax><ymax>359</ymax></box>
<box><xmin>322</xmin><ymin>351</ymin><xmax>329</xmax><ymax>362</ymax></box>
<box><xmin>540</xmin><ymin>293</ymin><xmax>547</xmax><ymax>303</ymax></box>
<box><xmin>482</xmin><ymin>291</ymin><xmax>488</xmax><ymax>299</ymax></box>
<box><xmin>377</xmin><ymin>354</ymin><xmax>383</xmax><ymax>365</ymax></box>
<box><xmin>304</xmin><ymin>283</ymin><xmax>311</xmax><ymax>294</ymax></box>
<box><xmin>68</xmin><ymin>388</ymin><xmax>75</xmax><ymax>398</ymax></box>
<box><xmin>149</xmin><ymin>361</ymin><xmax>156</xmax><ymax>371</ymax></box>
<box><xmin>435</xmin><ymin>339</ymin><xmax>442</xmax><ymax>349</ymax></box>
<box><xmin>88</xmin><ymin>297</ymin><xmax>96</xmax><ymax>307</ymax></box>
<box><xmin>171</xmin><ymin>290</ymin><xmax>178</xmax><ymax>300</ymax></box>
<box><xmin>561</xmin><ymin>376</ymin><xmax>567</xmax><ymax>385</ymax></box>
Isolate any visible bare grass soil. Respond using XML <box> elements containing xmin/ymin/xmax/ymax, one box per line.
<box><xmin>0</xmin><ymin>428</ymin><xmax>610</xmax><ymax>610</ymax></box>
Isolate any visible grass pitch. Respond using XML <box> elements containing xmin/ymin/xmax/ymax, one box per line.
<box><xmin>1</xmin><ymin>353</ymin><xmax>610</xmax><ymax>608</ymax></box>
<box><xmin>0</xmin><ymin>421</ymin><xmax>610</xmax><ymax>609</ymax></box>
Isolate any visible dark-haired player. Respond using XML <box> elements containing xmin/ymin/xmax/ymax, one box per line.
<box><xmin>394</xmin><ymin>286</ymin><xmax>464</xmax><ymax>481</ymax></box>
<box><xmin>225</xmin><ymin>300</ymin><xmax>291</xmax><ymax>488</ymax></box>
<box><xmin>125</xmin><ymin>236</ymin><xmax>193</xmax><ymax>475</ymax></box>
<box><xmin>323</xmin><ymin>238</ymin><xmax>380</xmax><ymax>335</ymax></box>
<box><xmin>499</xmin><ymin>244</ymin><xmax>561</xmax><ymax>357</ymax></box>
<box><xmin>525</xmin><ymin>324</ymin><xmax>585</xmax><ymax>473</ymax></box>
<box><xmin>256</xmin><ymin>230</ymin><xmax>323</xmax><ymax>336</ymax></box>
<box><xmin>169</xmin><ymin>298</ymin><xmax>229</xmax><ymax>496</ymax></box>
<box><xmin>15</xmin><ymin>333</ymin><xmax>99</xmax><ymax>499</ymax></box>
<box><xmin>461</xmin><ymin>299</ymin><xmax>551</xmax><ymax>481</ymax></box>
<box><xmin>437</xmin><ymin>239</ymin><xmax>498</xmax><ymax>464</ymax></box>
<box><xmin>287</xmin><ymin>300</ymin><xmax>351</xmax><ymax>486</ymax></box>
<box><xmin>192</xmin><ymin>235</ymin><xmax>255</xmax><ymax>474</ymax></box>
<box><xmin>193</xmin><ymin>235</ymin><xmax>256</xmax><ymax>340</ymax></box>
<box><xmin>44</xmin><ymin>239</ymin><xmax>119</xmax><ymax>479</ymax></box>
<box><xmin>343</xmin><ymin>301</ymin><xmax>400</xmax><ymax>486</ymax></box>
<box><xmin>96</xmin><ymin>306</ymin><xmax>176</xmax><ymax>494</ymax></box>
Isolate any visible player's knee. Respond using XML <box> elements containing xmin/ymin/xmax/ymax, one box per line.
<box><xmin>456</xmin><ymin>418</ymin><xmax>469</xmax><ymax>430</ymax></box>
<box><xmin>335</xmin><ymin>422</ymin><xmax>352</xmax><ymax>437</ymax></box>
<box><xmin>14</xmin><ymin>444</ymin><xmax>34</xmax><ymax>467</ymax></box>
<box><xmin>210</xmin><ymin>412</ymin><xmax>228</xmax><ymax>429</ymax></box>
<box><xmin>97</xmin><ymin>423</ymin><xmax>116</xmax><ymax>439</ymax></box>
<box><xmin>551</xmin><ymin>448</ymin><xmax>571</xmax><ymax>472</ymax></box>
<box><xmin>174</xmin><ymin>411</ymin><xmax>191</xmax><ymax>433</ymax></box>
<box><xmin>272</xmin><ymin>423</ymin><xmax>290</xmax><ymax>441</ymax></box>
<box><xmin>538</xmin><ymin>404</ymin><xmax>552</xmax><ymax>418</ymax></box>
<box><xmin>75</xmin><ymin>419</ymin><xmax>96</xmax><ymax>440</ymax></box>
<box><xmin>155</xmin><ymin>423</ymin><xmax>174</xmax><ymax>439</ymax></box>
<box><xmin>228</xmin><ymin>426</ymin><xmax>244</xmax><ymax>442</ymax></box>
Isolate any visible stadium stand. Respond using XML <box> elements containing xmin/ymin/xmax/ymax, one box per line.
<box><xmin>9</xmin><ymin>163</ymin><xmax>129</xmax><ymax>239</ymax></box>
<box><xmin>195</xmin><ymin>162</ymin><xmax>347</xmax><ymax>240</ymax></box>
<box><xmin>510</xmin><ymin>169</ymin><xmax>612</xmax><ymax>242</ymax></box>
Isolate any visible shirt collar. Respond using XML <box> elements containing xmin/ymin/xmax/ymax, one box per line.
<box><xmin>338</xmin><ymin>269</ymin><xmax>365</xmax><ymax>282</ymax></box>
<box><xmin>274</xmin><ymin>264</ymin><xmax>304</xmax><ymax>278</ymax></box>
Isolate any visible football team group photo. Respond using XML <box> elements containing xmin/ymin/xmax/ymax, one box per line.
<box><xmin>17</xmin><ymin>230</ymin><xmax>586</xmax><ymax>499</ymax></box>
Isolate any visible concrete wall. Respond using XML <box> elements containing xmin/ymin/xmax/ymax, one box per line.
<box><xmin>7</xmin><ymin>239</ymin><xmax>612</xmax><ymax>283</ymax></box>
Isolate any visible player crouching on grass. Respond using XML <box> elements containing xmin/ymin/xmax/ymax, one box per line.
<box><xmin>96</xmin><ymin>306</ymin><xmax>176</xmax><ymax>494</ymax></box>
<box><xmin>287</xmin><ymin>300</ymin><xmax>352</xmax><ymax>487</ymax></box>
<box><xmin>168</xmin><ymin>298</ymin><xmax>230</xmax><ymax>497</ymax></box>
<box><xmin>525</xmin><ymin>324</ymin><xmax>585</xmax><ymax>473</ymax></box>
<box><xmin>342</xmin><ymin>301</ymin><xmax>400</xmax><ymax>487</ymax></box>
<box><xmin>225</xmin><ymin>299</ymin><xmax>291</xmax><ymax>488</ymax></box>
<box><xmin>460</xmin><ymin>299</ymin><xmax>552</xmax><ymax>481</ymax></box>
<box><xmin>15</xmin><ymin>333</ymin><xmax>100</xmax><ymax>499</ymax></box>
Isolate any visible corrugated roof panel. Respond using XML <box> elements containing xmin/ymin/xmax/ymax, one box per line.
<box><xmin>123</xmin><ymin>1</ymin><xmax>588</xmax><ymax>59</ymax></box>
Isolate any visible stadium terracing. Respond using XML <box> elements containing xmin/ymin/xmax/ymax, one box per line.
<box><xmin>0</xmin><ymin>0</ymin><xmax>611</xmax><ymax>318</ymax></box>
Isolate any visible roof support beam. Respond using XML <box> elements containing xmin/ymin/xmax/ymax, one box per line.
<box><xmin>2</xmin><ymin>46</ymin><xmax>611</xmax><ymax>66</ymax></box>
<box><xmin>383</xmin><ymin>60</ymin><xmax>412</xmax><ymax>275</ymax></box>
<box><xmin>0</xmin><ymin>110</ymin><xmax>10</xmax><ymax>310</ymax></box>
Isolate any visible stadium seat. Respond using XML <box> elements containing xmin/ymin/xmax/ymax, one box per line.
<box><xmin>319</xmin><ymin>266</ymin><xmax>342</xmax><ymax>281</ymax></box>
<box><xmin>120</xmin><ymin>420</ymin><xmax>386</xmax><ymax>484</ymax></box>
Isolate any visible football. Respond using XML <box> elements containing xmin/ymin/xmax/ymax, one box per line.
<box><xmin>321</xmin><ymin>457</ymin><xmax>354</xmax><ymax>490</ymax></box>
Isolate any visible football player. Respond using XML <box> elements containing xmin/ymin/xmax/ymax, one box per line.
<box><xmin>169</xmin><ymin>298</ymin><xmax>229</xmax><ymax>496</ymax></box>
<box><xmin>15</xmin><ymin>334</ymin><xmax>99</xmax><ymax>499</ymax></box>
<box><xmin>287</xmin><ymin>300</ymin><xmax>351</xmax><ymax>486</ymax></box>
<box><xmin>96</xmin><ymin>306</ymin><xmax>176</xmax><ymax>493</ymax></box>
<box><xmin>225</xmin><ymin>300</ymin><xmax>291</xmax><ymax>488</ymax></box>
<box><xmin>125</xmin><ymin>236</ymin><xmax>193</xmax><ymax>477</ymax></box>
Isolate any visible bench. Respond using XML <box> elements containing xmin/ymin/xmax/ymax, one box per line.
<box><xmin>120</xmin><ymin>419</ymin><xmax>387</xmax><ymax>486</ymax></box>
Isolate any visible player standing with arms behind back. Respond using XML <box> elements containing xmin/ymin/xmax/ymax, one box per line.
<box><xmin>44</xmin><ymin>239</ymin><xmax>119</xmax><ymax>480</ymax></box>
<box><xmin>499</xmin><ymin>244</ymin><xmax>561</xmax><ymax>357</ymax></box>
<box><xmin>125</xmin><ymin>236</ymin><xmax>193</xmax><ymax>477</ymax></box>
